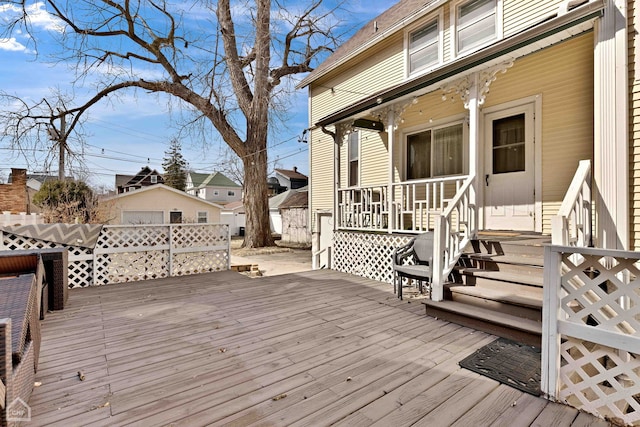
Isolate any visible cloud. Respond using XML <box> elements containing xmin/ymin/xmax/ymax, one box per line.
<box><xmin>0</xmin><ymin>37</ymin><xmax>30</xmax><ymax>52</ymax></box>
<box><xmin>0</xmin><ymin>2</ymin><xmax>63</xmax><ymax>32</ymax></box>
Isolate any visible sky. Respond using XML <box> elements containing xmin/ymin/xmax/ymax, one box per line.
<box><xmin>0</xmin><ymin>1</ymin><xmax>394</xmax><ymax>191</ymax></box>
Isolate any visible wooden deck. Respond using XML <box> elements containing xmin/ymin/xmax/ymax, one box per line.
<box><xmin>29</xmin><ymin>269</ymin><xmax>609</xmax><ymax>426</ymax></box>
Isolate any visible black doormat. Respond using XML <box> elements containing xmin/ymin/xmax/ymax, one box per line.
<box><xmin>459</xmin><ymin>337</ymin><xmax>542</xmax><ymax>396</ymax></box>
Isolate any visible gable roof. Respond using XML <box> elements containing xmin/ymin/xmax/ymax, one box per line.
<box><xmin>275</xmin><ymin>168</ymin><xmax>308</xmax><ymax>181</ymax></box>
<box><xmin>189</xmin><ymin>171</ymin><xmax>241</xmax><ymax>189</ymax></box>
<box><xmin>279</xmin><ymin>191</ymin><xmax>308</xmax><ymax>209</ymax></box>
<box><xmin>222</xmin><ymin>200</ymin><xmax>245</xmax><ymax>212</ymax></box>
<box><xmin>297</xmin><ymin>0</ymin><xmax>436</xmax><ymax>88</ymax></box>
<box><xmin>105</xmin><ymin>184</ymin><xmax>224</xmax><ymax>209</ymax></box>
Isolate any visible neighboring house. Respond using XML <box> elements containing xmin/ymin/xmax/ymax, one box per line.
<box><xmin>279</xmin><ymin>189</ymin><xmax>310</xmax><ymax>246</ymax></box>
<box><xmin>101</xmin><ymin>184</ymin><xmax>222</xmax><ymax>225</ymax></box>
<box><xmin>274</xmin><ymin>167</ymin><xmax>308</xmax><ymax>191</ymax></box>
<box><xmin>268</xmin><ymin>188</ymin><xmax>296</xmax><ymax>234</ymax></box>
<box><xmin>220</xmin><ymin>200</ymin><xmax>246</xmax><ymax>236</ymax></box>
<box><xmin>186</xmin><ymin>171</ymin><xmax>242</xmax><ymax>204</ymax></box>
<box><xmin>0</xmin><ymin>168</ymin><xmax>29</xmax><ymax>213</ymax></box>
<box><xmin>116</xmin><ymin>166</ymin><xmax>164</xmax><ymax>194</ymax></box>
<box><xmin>267</xmin><ymin>176</ymin><xmax>287</xmax><ymax>196</ymax></box>
<box><xmin>8</xmin><ymin>170</ymin><xmax>62</xmax><ymax>213</ymax></box>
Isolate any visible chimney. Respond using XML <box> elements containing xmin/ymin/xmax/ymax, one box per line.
<box><xmin>293</xmin><ymin>166</ymin><xmax>297</xmax><ymax>173</ymax></box>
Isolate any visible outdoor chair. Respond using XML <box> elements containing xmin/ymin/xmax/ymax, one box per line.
<box><xmin>393</xmin><ymin>232</ymin><xmax>434</xmax><ymax>300</ymax></box>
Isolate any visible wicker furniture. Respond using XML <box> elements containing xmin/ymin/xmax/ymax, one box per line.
<box><xmin>39</xmin><ymin>248</ymin><xmax>69</xmax><ymax>311</ymax></box>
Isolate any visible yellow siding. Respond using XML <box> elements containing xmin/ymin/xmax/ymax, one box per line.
<box><xmin>484</xmin><ymin>32</ymin><xmax>594</xmax><ymax>234</ymax></box>
<box><xmin>309</xmin><ymin>129</ymin><xmax>335</xmax><ymax>232</ymax></box>
<box><xmin>503</xmin><ymin>0</ymin><xmax>563</xmax><ymax>36</ymax></box>
<box><xmin>310</xmin><ymin>34</ymin><xmax>405</xmax><ymax>124</ymax></box>
<box><xmin>630</xmin><ymin>1</ymin><xmax>640</xmax><ymax>251</ymax></box>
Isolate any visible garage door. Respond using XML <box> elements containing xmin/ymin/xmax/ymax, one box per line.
<box><xmin>122</xmin><ymin>210</ymin><xmax>164</xmax><ymax>224</ymax></box>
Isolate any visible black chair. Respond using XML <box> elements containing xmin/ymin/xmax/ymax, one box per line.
<box><xmin>393</xmin><ymin>232</ymin><xmax>434</xmax><ymax>300</ymax></box>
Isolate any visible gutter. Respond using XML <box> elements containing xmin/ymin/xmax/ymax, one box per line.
<box><xmin>315</xmin><ymin>0</ymin><xmax>605</xmax><ymax>128</ymax></box>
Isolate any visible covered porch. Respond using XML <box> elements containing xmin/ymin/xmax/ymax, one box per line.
<box><xmin>26</xmin><ymin>269</ymin><xmax>603</xmax><ymax>426</ymax></box>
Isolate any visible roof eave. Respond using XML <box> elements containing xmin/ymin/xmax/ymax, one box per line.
<box><xmin>315</xmin><ymin>0</ymin><xmax>605</xmax><ymax>128</ymax></box>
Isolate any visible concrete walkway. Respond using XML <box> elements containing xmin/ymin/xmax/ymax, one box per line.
<box><xmin>231</xmin><ymin>244</ymin><xmax>312</xmax><ymax>276</ymax></box>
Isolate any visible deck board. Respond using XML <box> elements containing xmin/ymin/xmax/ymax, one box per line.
<box><xmin>26</xmin><ymin>269</ymin><xmax>610</xmax><ymax>426</ymax></box>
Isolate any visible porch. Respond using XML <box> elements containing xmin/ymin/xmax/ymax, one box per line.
<box><xmin>27</xmin><ymin>269</ymin><xmax>603</xmax><ymax>426</ymax></box>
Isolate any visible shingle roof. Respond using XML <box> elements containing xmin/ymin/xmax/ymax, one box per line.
<box><xmin>190</xmin><ymin>172</ymin><xmax>241</xmax><ymax>189</ymax></box>
<box><xmin>279</xmin><ymin>191</ymin><xmax>308</xmax><ymax>209</ymax></box>
<box><xmin>275</xmin><ymin>168</ymin><xmax>308</xmax><ymax>181</ymax></box>
<box><xmin>297</xmin><ymin>0</ymin><xmax>435</xmax><ymax>88</ymax></box>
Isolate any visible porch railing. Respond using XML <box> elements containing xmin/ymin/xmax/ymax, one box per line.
<box><xmin>337</xmin><ymin>185</ymin><xmax>389</xmax><ymax>231</ymax></box>
<box><xmin>391</xmin><ymin>176</ymin><xmax>467</xmax><ymax>233</ymax></box>
<box><xmin>431</xmin><ymin>175</ymin><xmax>476</xmax><ymax>301</ymax></box>
<box><xmin>551</xmin><ymin>160</ymin><xmax>592</xmax><ymax>247</ymax></box>
<box><xmin>542</xmin><ymin>245</ymin><xmax>640</xmax><ymax>425</ymax></box>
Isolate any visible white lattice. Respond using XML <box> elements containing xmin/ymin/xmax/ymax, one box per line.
<box><xmin>173</xmin><ymin>251</ymin><xmax>229</xmax><ymax>276</ymax></box>
<box><xmin>544</xmin><ymin>246</ymin><xmax>640</xmax><ymax>426</ymax></box>
<box><xmin>1</xmin><ymin>230</ymin><xmax>94</xmax><ymax>288</ymax></box>
<box><xmin>97</xmin><ymin>225</ymin><xmax>169</xmax><ymax>249</ymax></box>
<box><xmin>171</xmin><ymin>224</ymin><xmax>228</xmax><ymax>248</ymax></box>
<box><xmin>559</xmin><ymin>337</ymin><xmax>640</xmax><ymax>424</ymax></box>
<box><xmin>94</xmin><ymin>251</ymin><xmax>170</xmax><ymax>285</ymax></box>
<box><xmin>332</xmin><ymin>231</ymin><xmax>412</xmax><ymax>284</ymax></box>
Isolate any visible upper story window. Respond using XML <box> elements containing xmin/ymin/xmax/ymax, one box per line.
<box><xmin>348</xmin><ymin>131</ymin><xmax>360</xmax><ymax>187</ymax></box>
<box><xmin>455</xmin><ymin>0</ymin><xmax>498</xmax><ymax>55</ymax></box>
<box><xmin>406</xmin><ymin>122</ymin><xmax>465</xmax><ymax>180</ymax></box>
<box><xmin>150</xmin><ymin>175</ymin><xmax>158</xmax><ymax>184</ymax></box>
<box><xmin>408</xmin><ymin>19</ymin><xmax>439</xmax><ymax>75</ymax></box>
<box><xmin>228</xmin><ymin>190</ymin><xmax>235</xmax><ymax>196</ymax></box>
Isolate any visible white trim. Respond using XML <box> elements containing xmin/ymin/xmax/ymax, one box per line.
<box><xmin>400</xmin><ymin>113</ymin><xmax>468</xmax><ymax>181</ymax></box>
<box><xmin>481</xmin><ymin>95</ymin><xmax>541</xmax><ymax>232</ymax></box>
<box><xmin>404</xmin><ymin>9</ymin><xmax>444</xmax><ymax>78</ymax></box>
<box><xmin>106</xmin><ymin>183</ymin><xmax>225</xmax><ymax>209</ymax></box>
<box><xmin>449</xmin><ymin>0</ymin><xmax>504</xmax><ymax>60</ymax></box>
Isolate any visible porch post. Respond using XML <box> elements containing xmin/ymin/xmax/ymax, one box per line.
<box><xmin>594</xmin><ymin>0</ymin><xmax>629</xmax><ymax>250</ymax></box>
<box><xmin>467</xmin><ymin>74</ymin><xmax>480</xmax><ymax>234</ymax></box>
<box><xmin>387</xmin><ymin>109</ymin><xmax>395</xmax><ymax>234</ymax></box>
<box><xmin>333</xmin><ymin>127</ymin><xmax>341</xmax><ymax>232</ymax></box>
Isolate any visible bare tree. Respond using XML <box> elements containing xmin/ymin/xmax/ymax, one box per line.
<box><xmin>0</xmin><ymin>0</ymin><xmax>342</xmax><ymax>247</ymax></box>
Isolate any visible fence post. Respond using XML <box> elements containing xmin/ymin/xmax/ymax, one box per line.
<box><xmin>541</xmin><ymin>245</ymin><xmax>562</xmax><ymax>400</ymax></box>
<box><xmin>227</xmin><ymin>225</ymin><xmax>231</xmax><ymax>270</ymax></box>
<box><xmin>168</xmin><ymin>225</ymin><xmax>173</xmax><ymax>277</ymax></box>
<box><xmin>431</xmin><ymin>215</ymin><xmax>445</xmax><ymax>302</ymax></box>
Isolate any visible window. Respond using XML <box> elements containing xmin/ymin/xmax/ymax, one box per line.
<box><xmin>150</xmin><ymin>175</ymin><xmax>158</xmax><ymax>184</ymax></box>
<box><xmin>348</xmin><ymin>131</ymin><xmax>359</xmax><ymax>186</ymax></box>
<box><xmin>169</xmin><ymin>211</ymin><xmax>182</xmax><ymax>224</ymax></box>
<box><xmin>406</xmin><ymin>123</ymin><xmax>464</xmax><ymax>179</ymax></box>
<box><xmin>455</xmin><ymin>0</ymin><xmax>497</xmax><ymax>54</ymax></box>
<box><xmin>228</xmin><ymin>190</ymin><xmax>235</xmax><ymax>196</ymax></box>
<box><xmin>197</xmin><ymin>211</ymin><xmax>208</xmax><ymax>223</ymax></box>
<box><xmin>492</xmin><ymin>113</ymin><xmax>525</xmax><ymax>174</ymax></box>
<box><xmin>408</xmin><ymin>20</ymin><xmax>439</xmax><ymax>75</ymax></box>
<box><xmin>213</xmin><ymin>190</ymin><xmax>219</xmax><ymax>196</ymax></box>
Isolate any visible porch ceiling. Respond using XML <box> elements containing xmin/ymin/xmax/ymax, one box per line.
<box><xmin>316</xmin><ymin>0</ymin><xmax>604</xmax><ymax>128</ymax></box>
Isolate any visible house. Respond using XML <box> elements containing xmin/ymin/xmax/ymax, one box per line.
<box><xmin>0</xmin><ymin>168</ymin><xmax>29</xmax><ymax>213</ymax></box>
<box><xmin>186</xmin><ymin>171</ymin><xmax>242</xmax><ymax>204</ymax></box>
<box><xmin>220</xmin><ymin>200</ymin><xmax>246</xmax><ymax>236</ymax></box>
<box><xmin>279</xmin><ymin>189</ymin><xmax>311</xmax><ymax>247</ymax></box>
<box><xmin>101</xmin><ymin>184</ymin><xmax>222</xmax><ymax>225</ymax></box>
<box><xmin>274</xmin><ymin>167</ymin><xmax>308</xmax><ymax>191</ymax></box>
<box><xmin>116</xmin><ymin>166</ymin><xmax>164</xmax><ymax>194</ymax></box>
<box><xmin>7</xmin><ymin>170</ymin><xmax>65</xmax><ymax>214</ymax></box>
<box><xmin>268</xmin><ymin>188</ymin><xmax>296</xmax><ymax>234</ymax></box>
<box><xmin>300</xmin><ymin>0</ymin><xmax>637</xmax><ymax>421</ymax></box>
<box><xmin>267</xmin><ymin>176</ymin><xmax>287</xmax><ymax>196</ymax></box>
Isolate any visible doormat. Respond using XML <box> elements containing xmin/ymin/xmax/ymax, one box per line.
<box><xmin>459</xmin><ymin>337</ymin><xmax>541</xmax><ymax>396</ymax></box>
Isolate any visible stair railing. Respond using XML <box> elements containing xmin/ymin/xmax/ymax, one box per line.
<box><xmin>551</xmin><ymin>160</ymin><xmax>592</xmax><ymax>247</ymax></box>
<box><xmin>432</xmin><ymin>175</ymin><xmax>476</xmax><ymax>301</ymax></box>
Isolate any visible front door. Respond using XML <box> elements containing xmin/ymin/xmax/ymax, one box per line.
<box><xmin>484</xmin><ymin>103</ymin><xmax>535</xmax><ymax>231</ymax></box>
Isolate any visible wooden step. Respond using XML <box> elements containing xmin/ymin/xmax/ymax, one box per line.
<box><xmin>422</xmin><ymin>299</ymin><xmax>542</xmax><ymax>347</ymax></box>
<box><xmin>446</xmin><ymin>284</ymin><xmax>542</xmax><ymax>321</ymax></box>
<box><xmin>454</xmin><ymin>269</ymin><xmax>544</xmax><ymax>288</ymax></box>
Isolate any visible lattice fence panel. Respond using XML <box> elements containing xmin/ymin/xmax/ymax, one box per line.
<box><xmin>171</xmin><ymin>224</ymin><xmax>229</xmax><ymax>248</ymax></box>
<box><xmin>96</xmin><ymin>225</ymin><xmax>170</xmax><ymax>249</ymax></box>
<box><xmin>173</xmin><ymin>251</ymin><xmax>229</xmax><ymax>276</ymax></box>
<box><xmin>1</xmin><ymin>231</ymin><xmax>93</xmax><ymax>288</ymax></box>
<box><xmin>94</xmin><ymin>251</ymin><xmax>169</xmax><ymax>285</ymax></box>
<box><xmin>559</xmin><ymin>337</ymin><xmax>640</xmax><ymax>425</ymax></box>
<box><xmin>332</xmin><ymin>231</ymin><xmax>412</xmax><ymax>284</ymax></box>
<box><xmin>546</xmin><ymin>247</ymin><xmax>640</xmax><ymax>425</ymax></box>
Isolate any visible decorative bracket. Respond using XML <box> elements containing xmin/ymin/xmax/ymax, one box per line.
<box><xmin>440</xmin><ymin>59</ymin><xmax>514</xmax><ymax>108</ymax></box>
<box><xmin>369</xmin><ymin>96</ymin><xmax>419</xmax><ymax>130</ymax></box>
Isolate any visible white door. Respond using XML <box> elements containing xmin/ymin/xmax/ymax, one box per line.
<box><xmin>484</xmin><ymin>103</ymin><xmax>535</xmax><ymax>231</ymax></box>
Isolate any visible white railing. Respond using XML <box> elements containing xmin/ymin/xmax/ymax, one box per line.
<box><xmin>551</xmin><ymin>160</ymin><xmax>592</xmax><ymax>246</ymax></box>
<box><xmin>391</xmin><ymin>176</ymin><xmax>467</xmax><ymax>233</ymax></box>
<box><xmin>542</xmin><ymin>245</ymin><xmax>640</xmax><ymax>425</ymax></box>
<box><xmin>337</xmin><ymin>185</ymin><xmax>389</xmax><ymax>231</ymax></box>
<box><xmin>312</xmin><ymin>246</ymin><xmax>331</xmax><ymax>270</ymax></box>
<box><xmin>431</xmin><ymin>175</ymin><xmax>476</xmax><ymax>301</ymax></box>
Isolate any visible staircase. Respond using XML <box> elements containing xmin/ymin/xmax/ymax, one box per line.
<box><xmin>422</xmin><ymin>232</ymin><xmax>549</xmax><ymax>346</ymax></box>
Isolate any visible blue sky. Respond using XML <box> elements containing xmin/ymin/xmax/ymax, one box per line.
<box><xmin>0</xmin><ymin>1</ymin><xmax>394</xmax><ymax>190</ymax></box>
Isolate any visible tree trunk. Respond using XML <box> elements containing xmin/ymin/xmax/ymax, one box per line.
<box><xmin>242</xmin><ymin>143</ymin><xmax>275</xmax><ymax>248</ymax></box>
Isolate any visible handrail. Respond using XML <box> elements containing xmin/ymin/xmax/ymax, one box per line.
<box><xmin>551</xmin><ymin>160</ymin><xmax>592</xmax><ymax>247</ymax></box>
<box><xmin>312</xmin><ymin>246</ymin><xmax>331</xmax><ymax>269</ymax></box>
<box><xmin>432</xmin><ymin>175</ymin><xmax>476</xmax><ymax>301</ymax></box>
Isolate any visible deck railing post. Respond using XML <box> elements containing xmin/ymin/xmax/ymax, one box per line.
<box><xmin>541</xmin><ymin>245</ymin><xmax>562</xmax><ymax>400</ymax></box>
<box><xmin>431</xmin><ymin>215</ymin><xmax>445</xmax><ymax>302</ymax></box>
